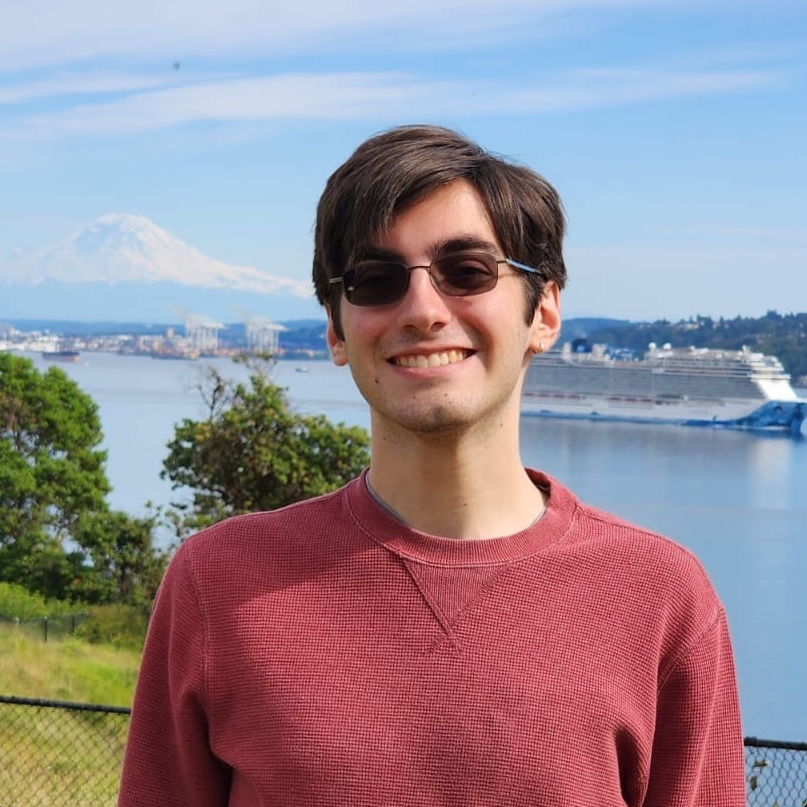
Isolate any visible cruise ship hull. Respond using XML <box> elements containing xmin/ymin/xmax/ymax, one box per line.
<box><xmin>521</xmin><ymin>393</ymin><xmax>806</xmax><ymax>435</ymax></box>
<box><xmin>521</xmin><ymin>345</ymin><xmax>806</xmax><ymax>436</ymax></box>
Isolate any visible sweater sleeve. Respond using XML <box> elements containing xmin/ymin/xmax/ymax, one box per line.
<box><xmin>118</xmin><ymin>546</ymin><xmax>232</xmax><ymax>806</ymax></box>
<box><xmin>642</xmin><ymin>609</ymin><xmax>746</xmax><ymax>807</ymax></box>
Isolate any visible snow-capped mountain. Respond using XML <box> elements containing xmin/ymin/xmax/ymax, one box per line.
<box><xmin>0</xmin><ymin>214</ymin><xmax>320</xmax><ymax>322</ymax></box>
<box><xmin>2</xmin><ymin>213</ymin><xmax>312</xmax><ymax>294</ymax></box>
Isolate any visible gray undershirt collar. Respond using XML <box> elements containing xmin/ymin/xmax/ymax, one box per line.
<box><xmin>364</xmin><ymin>474</ymin><xmax>412</xmax><ymax>526</ymax></box>
<box><xmin>363</xmin><ymin>474</ymin><xmax>547</xmax><ymax>533</ymax></box>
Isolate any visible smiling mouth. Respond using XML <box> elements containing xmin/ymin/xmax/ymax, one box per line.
<box><xmin>391</xmin><ymin>349</ymin><xmax>472</xmax><ymax>368</ymax></box>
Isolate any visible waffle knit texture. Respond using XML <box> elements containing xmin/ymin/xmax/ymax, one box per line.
<box><xmin>119</xmin><ymin>470</ymin><xmax>745</xmax><ymax>806</ymax></box>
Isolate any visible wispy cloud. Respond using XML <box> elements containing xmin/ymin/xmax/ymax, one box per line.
<box><xmin>0</xmin><ymin>63</ymin><xmax>779</xmax><ymax>140</ymax></box>
<box><xmin>0</xmin><ymin>0</ymin><xmax>710</xmax><ymax>71</ymax></box>
<box><xmin>0</xmin><ymin>72</ymin><xmax>184</xmax><ymax>107</ymax></box>
<box><xmin>0</xmin><ymin>0</ymin><xmax>795</xmax><ymax>142</ymax></box>
<box><xmin>1</xmin><ymin>72</ymin><xmax>454</xmax><ymax>138</ymax></box>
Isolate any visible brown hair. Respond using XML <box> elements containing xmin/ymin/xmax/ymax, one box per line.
<box><xmin>313</xmin><ymin>125</ymin><xmax>566</xmax><ymax>337</ymax></box>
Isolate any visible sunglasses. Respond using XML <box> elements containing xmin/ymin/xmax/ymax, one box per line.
<box><xmin>329</xmin><ymin>251</ymin><xmax>543</xmax><ymax>307</ymax></box>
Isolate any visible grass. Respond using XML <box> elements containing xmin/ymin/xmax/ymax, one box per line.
<box><xmin>0</xmin><ymin>701</ymin><xmax>129</xmax><ymax>806</ymax></box>
<box><xmin>0</xmin><ymin>626</ymin><xmax>141</xmax><ymax>806</ymax></box>
<box><xmin>0</xmin><ymin>625</ymin><xmax>141</xmax><ymax>706</ymax></box>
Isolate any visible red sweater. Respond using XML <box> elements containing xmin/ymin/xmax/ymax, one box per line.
<box><xmin>119</xmin><ymin>470</ymin><xmax>745</xmax><ymax>806</ymax></box>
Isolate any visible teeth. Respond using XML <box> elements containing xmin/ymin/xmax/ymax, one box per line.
<box><xmin>394</xmin><ymin>350</ymin><xmax>468</xmax><ymax>367</ymax></box>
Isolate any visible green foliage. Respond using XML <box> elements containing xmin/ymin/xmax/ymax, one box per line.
<box><xmin>71</xmin><ymin>510</ymin><xmax>168</xmax><ymax>606</ymax></box>
<box><xmin>0</xmin><ymin>353</ymin><xmax>110</xmax><ymax>598</ymax></box>
<box><xmin>73</xmin><ymin>602</ymin><xmax>150</xmax><ymax>650</ymax></box>
<box><xmin>0</xmin><ymin>354</ymin><xmax>165</xmax><ymax>605</ymax></box>
<box><xmin>0</xmin><ymin>581</ymin><xmax>148</xmax><ymax>649</ymax></box>
<box><xmin>0</xmin><ymin>582</ymin><xmax>76</xmax><ymax>620</ymax></box>
<box><xmin>162</xmin><ymin>356</ymin><xmax>371</xmax><ymax>535</ymax></box>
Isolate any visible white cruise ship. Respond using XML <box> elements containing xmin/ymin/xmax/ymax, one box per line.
<box><xmin>522</xmin><ymin>342</ymin><xmax>806</xmax><ymax>435</ymax></box>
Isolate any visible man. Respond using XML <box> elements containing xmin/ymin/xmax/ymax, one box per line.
<box><xmin>119</xmin><ymin>125</ymin><xmax>745</xmax><ymax>806</ymax></box>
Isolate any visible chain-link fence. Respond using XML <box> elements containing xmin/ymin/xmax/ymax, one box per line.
<box><xmin>746</xmin><ymin>737</ymin><xmax>807</xmax><ymax>806</ymax></box>
<box><xmin>1</xmin><ymin>693</ymin><xmax>806</xmax><ymax>805</ymax></box>
<box><xmin>0</xmin><ymin>612</ymin><xmax>90</xmax><ymax>642</ymax></box>
<box><xmin>0</xmin><ymin>695</ymin><xmax>129</xmax><ymax>806</ymax></box>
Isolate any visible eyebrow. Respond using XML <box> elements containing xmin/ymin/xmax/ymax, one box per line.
<box><xmin>359</xmin><ymin>235</ymin><xmax>501</xmax><ymax>263</ymax></box>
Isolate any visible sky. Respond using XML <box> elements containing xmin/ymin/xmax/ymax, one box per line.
<box><xmin>0</xmin><ymin>0</ymin><xmax>805</xmax><ymax>323</ymax></box>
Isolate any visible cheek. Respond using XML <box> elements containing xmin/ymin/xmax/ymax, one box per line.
<box><xmin>342</xmin><ymin>309</ymin><xmax>390</xmax><ymax>347</ymax></box>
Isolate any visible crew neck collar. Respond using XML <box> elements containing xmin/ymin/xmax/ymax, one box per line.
<box><xmin>346</xmin><ymin>468</ymin><xmax>577</xmax><ymax>566</ymax></box>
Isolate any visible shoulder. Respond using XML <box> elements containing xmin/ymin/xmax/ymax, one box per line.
<box><xmin>534</xmin><ymin>471</ymin><xmax>724</xmax><ymax>653</ymax></box>
<box><xmin>576</xmin><ymin>498</ymin><xmax>714</xmax><ymax>595</ymax></box>
<box><xmin>537</xmin><ymin>471</ymin><xmax>714</xmax><ymax>593</ymax></box>
<box><xmin>186</xmin><ymin>478</ymin><xmax>353</xmax><ymax>547</ymax></box>
<box><xmin>166</xmin><ymin>478</ymin><xmax>360</xmax><ymax>600</ymax></box>
<box><xmin>581</xmin><ymin>502</ymin><xmax>725</xmax><ymax>662</ymax></box>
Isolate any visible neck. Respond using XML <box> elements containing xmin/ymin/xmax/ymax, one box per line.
<box><xmin>367</xmin><ymin>410</ymin><xmax>545</xmax><ymax>540</ymax></box>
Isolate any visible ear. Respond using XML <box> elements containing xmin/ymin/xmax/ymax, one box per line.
<box><xmin>528</xmin><ymin>281</ymin><xmax>561</xmax><ymax>355</ymax></box>
<box><xmin>325</xmin><ymin>307</ymin><xmax>349</xmax><ymax>367</ymax></box>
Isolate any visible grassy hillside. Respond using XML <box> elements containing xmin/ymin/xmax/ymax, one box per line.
<box><xmin>0</xmin><ymin>627</ymin><xmax>140</xmax><ymax>804</ymax></box>
<box><xmin>0</xmin><ymin>626</ymin><xmax>140</xmax><ymax>707</ymax></box>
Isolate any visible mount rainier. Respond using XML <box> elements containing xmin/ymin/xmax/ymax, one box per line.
<box><xmin>0</xmin><ymin>214</ymin><xmax>319</xmax><ymax>323</ymax></box>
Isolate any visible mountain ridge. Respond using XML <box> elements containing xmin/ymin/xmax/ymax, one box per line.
<box><xmin>0</xmin><ymin>213</ymin><xmax>318</xmax><ymax>322</ymax></box>
<box><xmin>0</xmin><ymin>213</ymin><xmax>312</xmax><ymax>294</ymax></box>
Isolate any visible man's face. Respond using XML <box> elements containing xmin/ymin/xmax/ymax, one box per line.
<box><xmin>326</xmin><ymin>180</ymin><xmax>560</xmax><ymax>438</ymax></box>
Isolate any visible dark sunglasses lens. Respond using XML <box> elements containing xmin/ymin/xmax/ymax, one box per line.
<box><xmin>433</xmin><ymin>253</ymin><xmax>498</xmax><ymax>296</ymax></box>
<box><xmin>345</xmin><ymin>262</ymin><xmax>409</xmax><ymax>306</ymax></box>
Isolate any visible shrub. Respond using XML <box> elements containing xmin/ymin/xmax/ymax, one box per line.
<box><xmin>74</xmin><ymin>603</ymin><xmax>150</xmax><ymax>651</ymax></box>
<box><xmin>0</xmin><ymin>582</ymin><xmax>76</xmax><ymax>620</ymax></box>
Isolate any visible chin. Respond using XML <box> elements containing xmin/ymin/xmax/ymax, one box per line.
<box><xmin>384</xmin><ymin>404</ymin><xmax>479</xmax><ymax>436</ymax></box>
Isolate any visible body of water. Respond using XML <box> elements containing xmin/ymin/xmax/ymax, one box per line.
<box><xmin>23</xmin><ymin>351</ymin><xmax>807</xmax><ymax>742</ymax></box>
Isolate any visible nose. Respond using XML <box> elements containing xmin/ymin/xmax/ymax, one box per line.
<box><xmin>395</xmin><ymin>265</ymin><xmax>452</xmax><ymax>333</ymax></box>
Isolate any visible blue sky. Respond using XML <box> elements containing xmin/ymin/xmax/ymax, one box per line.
<box><xmin>0</xmin><ymin>0</ymin><xmax>805</xmax><ymax>322</ymax></box>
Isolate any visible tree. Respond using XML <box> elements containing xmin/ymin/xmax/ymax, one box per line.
<box><xmin>162</xmin><ymin>357</ymin><xmax>371</xmax><ymax>536</ymax></box>
<box><xmin>0</xmin><ymin>353</ymin><xmax>110</xmax><ymax>598</ymax></box>
<box><xmin>72</xmin><ymin>509</ymin><xmax>168</xmax><ymax>606</ymax></box>
<box><xmin>0</xmin><ymin>353</ymin><xmax>166</xmax><ymax>605</ymax></box>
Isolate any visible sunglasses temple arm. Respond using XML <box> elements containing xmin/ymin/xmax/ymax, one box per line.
<box><xmin>506</xmin><ymin>258</ymin><xmax>542</xmax><ymax>275</ymax></box>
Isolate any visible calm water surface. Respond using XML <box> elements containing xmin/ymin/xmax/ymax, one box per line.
<box><xmin>25</xmin><ymin>351</ymin><xmax>807</xmax><ymax>741</ymax></box>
